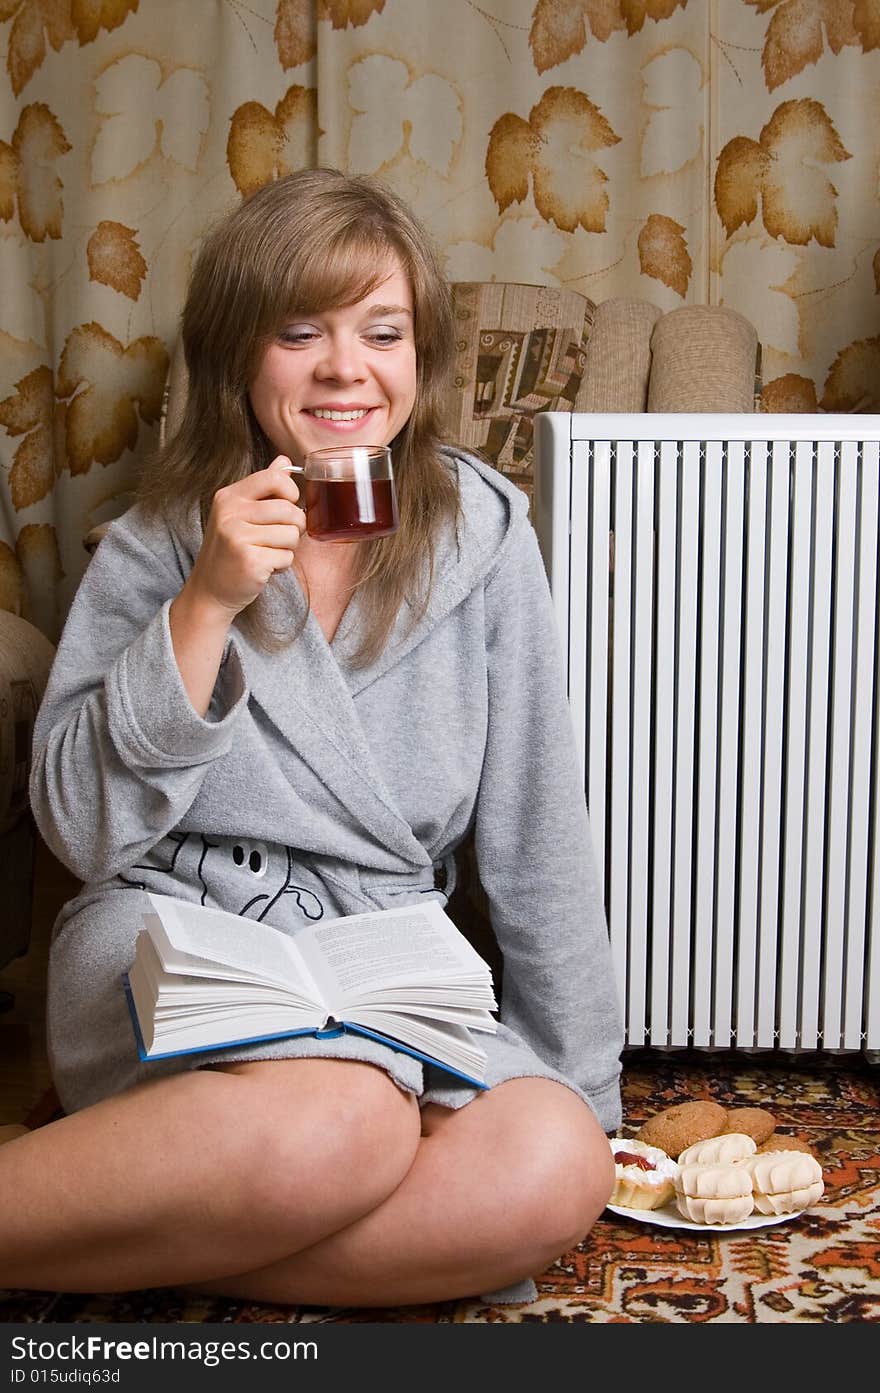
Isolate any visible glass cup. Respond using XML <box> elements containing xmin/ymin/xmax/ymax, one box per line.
<box><xmin>289</xmin><ymin>444</ymin><xmax>399</xmax><ymax>543</ymax></box>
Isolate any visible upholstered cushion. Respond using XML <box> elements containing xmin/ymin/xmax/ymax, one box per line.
<box><xmin>577</xmin><ymin>298</ymin><xmax>662</xmax><ymax>413</ymax></box>
<box><xmin>443</xmin><ymin>283</ymin><xmax>596</xmax><ymax>505</ymax></box>
<box><xmin>648</xmin><ymin>306</ymin><xmax>760</xmax><ymax>413</ymax></box>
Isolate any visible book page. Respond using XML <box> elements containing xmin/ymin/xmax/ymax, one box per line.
<box><xmin>145</xmin><ymin>894</ymin><xmax>324</xmax><ymax>1006</ymax></box>
<box><xmin>293</xmin><ymin>899</ymin><xmax>492</xmax><ymax>1009</ymax></box>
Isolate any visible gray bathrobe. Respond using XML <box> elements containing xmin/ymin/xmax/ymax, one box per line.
<box><xmin>31</xmin><ymin>447</ymin><xmax>623</xmax><ymax>1132</ymax></box>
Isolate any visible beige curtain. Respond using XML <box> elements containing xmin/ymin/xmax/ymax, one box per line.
<box><xmin>2</xmin><ymin>0</ymin><xmax>878</xmax><ymax>641</ymax></box>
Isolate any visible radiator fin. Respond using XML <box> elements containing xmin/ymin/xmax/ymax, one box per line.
<box><xmin>561</xmin><ymin>426</ymin><xmax>880</xmax><ymax>1051</ymax></box>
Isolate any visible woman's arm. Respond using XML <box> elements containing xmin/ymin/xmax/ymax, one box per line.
<box><xmin>473</xmin><ymin>521</ymin><xmax>624</xmax><ymax>1133</ymax></box>
<box><xmin>29</xmin><ymin>511</ymin><xmax>248</xmax><ymax>884</ymax></box>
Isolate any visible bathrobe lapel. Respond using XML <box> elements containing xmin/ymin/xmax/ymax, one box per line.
<box><xmin>235</xmin><ymin>578</ymin><xmax>430</xmax><ymax>869</ymax></box>
<box><xmin>185</xmin><ymin>449</ymin><xmax>514</xmax><ymax>872</ymax></box>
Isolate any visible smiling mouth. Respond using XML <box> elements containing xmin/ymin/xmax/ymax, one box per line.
<box><xmin>307</xmin><ymin>407</ymin><xmax>373</xmax><ymax>421</ymax></box>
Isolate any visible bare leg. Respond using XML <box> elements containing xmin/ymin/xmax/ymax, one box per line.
<box><xmin>185</xmin><ymin>1078</ymin><xmax>615</xmax><ymax>1306</ymax></box>
<box><xmin>0</xmin><ymin>1059</ymin><xmax>420</xmax><ymax>1292</ymax></box>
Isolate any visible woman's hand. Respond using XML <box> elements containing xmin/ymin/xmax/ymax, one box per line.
<box><xmin>184</xmin><ymin>455</ymin><xmax>306</xmax><ymax>621</ymax></box>
<box><xmin>169</xmin><ymin>456</ymin><xmax>305</xmax><ymax>716</ymax></box>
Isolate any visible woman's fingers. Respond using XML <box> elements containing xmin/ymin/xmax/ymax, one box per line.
<box><xmin>241</xmin><ymin>522</ymin><xmax>303</xmax><ymax>551</ymax></box>
<box><xmin>242</xmin><ymin>498</ymin><xmax>308</xmax><ymax>530</ymax></box>
<box><xmin>243</xmin><ymin>455</ymin><xmax>303</xmax><ymax>504</ymax></box>
<box><xmin>255</xmin><ymin>546</ymin><xmax>296</xmax><ymax>580</ymax></box>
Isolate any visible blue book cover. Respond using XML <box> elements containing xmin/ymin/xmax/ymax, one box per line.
<box><xmin>122</xmin><ymin>973</ymin><xmax>490</xmax><ymax>1090</ymax></box>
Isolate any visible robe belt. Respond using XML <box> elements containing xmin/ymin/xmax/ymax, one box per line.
<box><xmin>356</xmin><ymin>850</ymin><xmax>458</xmax><ymax>900</ymax></box>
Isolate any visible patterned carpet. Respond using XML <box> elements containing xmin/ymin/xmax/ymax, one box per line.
<box><xmin>2</xmin><ymin>1051</ymin><xmax>878</xmax><ymax>1324</ymax></box>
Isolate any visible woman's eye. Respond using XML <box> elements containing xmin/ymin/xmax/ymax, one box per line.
<box><xmin>279</xmin><ymin>328</ymin><xmax>318</xmax><ymax>345</ymax></box>
<box><xmin>366</xmin><ymin>329</ymin><xmax>402</xmax><ymax>346</ymax></box>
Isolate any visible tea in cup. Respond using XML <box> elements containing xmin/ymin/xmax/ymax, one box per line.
<box><xmin>290</xmin><ymin>445</ymin><xmax>398</xmax><ymax>543</ymax></box>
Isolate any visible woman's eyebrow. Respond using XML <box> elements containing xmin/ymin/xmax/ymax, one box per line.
<box><xmin>364</xmin><ymin>303</ymin><xmax>412</xmax><ymax>318</ymax></box>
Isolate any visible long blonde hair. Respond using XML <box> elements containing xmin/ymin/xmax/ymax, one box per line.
<box><xmin>139</xmin><ymin>168</ymin><xmax>459</xmax><ymax>666</ymax></box>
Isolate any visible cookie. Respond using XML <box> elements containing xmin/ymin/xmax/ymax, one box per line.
<box><xmin>723</xmin><ymin>1107</ymin><xmax>776</xmax><ymax>1145</ymax></box>
<box><xmin>677</xmin><ymin>1132</ymin><xmax>756</xmax><ymax>1167</ymax></box>
<box><xmin>743</xmin><ymin>1151</ymin><xmax>824</xmax><ymax>1215</ymax></box>
<box><xmin>635</xmin><ymin>1100</ymin><xmax>727</xmax><ymax>1158</ymax></box>
<box><xmin>757</xmin><ymin>1133</ymin><xmax>815</xmax><ymax>1157</ymax></box>
<box><xmin>674</xmin><ymin>1162</ymin><xmax>755</xmax><ymax>1226</ymax></box>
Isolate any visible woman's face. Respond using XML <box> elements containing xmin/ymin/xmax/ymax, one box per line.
<box><xmin>248</xmin><ymin>259</ymin><xmax>418</xmax><ymax>465</ymax></box>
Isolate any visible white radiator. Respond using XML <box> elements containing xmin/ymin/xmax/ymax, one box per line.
<box><xmin>534</xmin><ymin>412</ymin><xmax>880</xmax><ymax>1055</ymax></box>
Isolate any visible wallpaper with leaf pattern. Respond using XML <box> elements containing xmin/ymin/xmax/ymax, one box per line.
<box><xmin>1</xmin><ymin>0</ymin><xmax>879</xmax><ymax>640</ymax></box>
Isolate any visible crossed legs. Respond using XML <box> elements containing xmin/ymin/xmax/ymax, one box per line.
<box><xmin>0</xmin><ymin>1058</ymin><xmax>614</xmax><ymax>1304</ymax></box>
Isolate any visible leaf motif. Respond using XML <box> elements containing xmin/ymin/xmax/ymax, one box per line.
<box><xmin>403</xmin><ymin>73</ymin><xmax>461</xmax><ymax>175</ymax></box>
<box><xmin>0</xmin><ymin>141</ymin><xmax>19</xmax><ymax>222</ymax></box>
<box><xmin>487</xmin><ymin>89</ymin><xmax>619</xmax><ymax>231</ymax></box>
<box><xmin>853</xmin><ymin>0</ymin><xmax>880</xmax><ymax>47</ymax></box>
<box><xmin>347</xmin><ymin>56</ymin><xmax>460</xmax><ymax>175</ymax></box>
<box><xmin>761</xmin><ymin>95</ymin><xmax>850</xmax><ymax>163</ymax></box>
<box><xmin>529</xmin><ymin>0</ymin><xmax>683</xmax><ymax>72</ymax></box>
<box><xmin>761</xmin><ymin>372</ymin><xmax>819</xmax><ymax>412</ymax></box>
<box><xmin>622</xmin><ymin>0</ymin><xmax>687</xmax><ymax>34</ymax></box>
<box><xmin>92</xmin><ymin>55</ymin><xmax>163</xmax><ymax>182</ymax></box>
<box><xmin>92</xmin><ymin>55</ymin><xmax>208</xmax><ymax>182</ymax></box>
<box><xmin>530</xmin><ymin>84</ymin><xmax>620</xmax><ymax>151</ymax></box>
<box><xmin>0</xmin><ymin>363</ymin><xmax>53</xmax><ymax>436</ymax></box>
<box><xmin>531</xmin><ymin>87</ymin><xmax>620</xmax><ymax>231</ymax></box>
<box><xmin>715</xmin><ymin>136</ymin><xmax>770</xmax><ymax>235</ymax></box>
<box><xmin>443</xmin><ymin>215</ymin><xmax>568</xmax><ymax>285</ymax></box>
<box><xmin>56</xmin><ymin>322</ymin><xmax>168</xmax><ymax>471</ymax></box>
<box><xmin>12</xmin><ymin>103</ymin><xmax>71</xmax><ymax>242</ymax></box>
<box><xmin>0</xmin><ymin>365</ymin><xmax>64</xmax><ymax>509</ymax></box>
<box><xmin>486</xmin><ymin>113</ymin><xmax>540</xmax><ymax>212</ymax></box>
<box><xmin>530</xmin><ymin>0</ymin><xmax>590</xmax><ymax>75</ymax></box>
<box><xmin>275</xmin><ymin>0</ymin><xmax>316</xmax><ymax>68</ymax></box>
<box><xmin>227</xmin><ymin>101</ymin><xmax>283</xmax><ymax>196</ymax></box>
<box><xmin>87</xmin><ymin>220</ymin><xmax>147</xmax><ymax>299</ymax></box>
<box><xmin>760</xmin><ymin>99</ymin><xmax>850</xmax><ymax>245</ymax></box>
<box><xmin>70</xmin><ymin>0</ymin><xmax>138</xmax><ymax>44</ymax></box>
<box><xmin>275</xmin><ymin>85</ymin><xmax>318</xmax><ymax>174</ymax></box>
<box><xmin>716</xmin><ymin>99</ymin><xmax>849</xmax><ymax>245</ymax></box>
<box><xmin>753</xmin><ymin>0</ymin><xmax>860</xmax><ymax>90</ymax></box>
<box><xmin>641</xmin><ymin>47</ymin><xmax>703</xmax><ymax>177</ymax></box>
<box><xmin>319</xmin><ymin>0</ymin><xmax>386</xmax><ymax>26</ymax></box>
<box><xmin>7</xmin><ymin>0</ymin><xmax>76</xmax><ymax>98</ymax></box>
<box><xmin>638</xmin><ymin>212</ymin><xmax>691</xmax><ymax>295</ymax></box>
<box><xmin>533</xmin><ymin>156</ymin><xmax>610</xmax><ymax>232</ymax></box>
<box><xmin>155</xmin><ymin>67</ymin><xmax>209</xmax><ymax>171</ymax></box>
<box><xmin>821</xmin><ymin>335</ymin><xmax>880</xmax><ymax>410</ymax></box>
<box><xmin>348</xmin><ymin>55</ymin><xmax>409</xmax><ymax>172</ymax></box>
<box><xmin>227</xmin><ymin>87</ymin><xmax>316</xmax><ymax>195</ymax></box>
<box><xmin>718</xmin><ymin>239</ymin><xmax>800</xmax><ymax>354</ymax></box>
<box><xmin>8</xmin><ymin>405</ymin><xmax>65</xmax><ymax>508</ymax></box>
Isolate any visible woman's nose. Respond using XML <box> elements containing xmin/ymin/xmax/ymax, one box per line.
<box><xmin>314</xmin><ymin>334</ymin><xmax>366</xmax><ymax>382</ymax></box>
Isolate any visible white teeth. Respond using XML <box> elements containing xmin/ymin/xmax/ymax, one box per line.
<box><xmin>310</xmin><ymin>408</ymin><xmax>370</xmax><ymax>421</ymax></box>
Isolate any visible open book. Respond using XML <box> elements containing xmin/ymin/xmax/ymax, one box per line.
<box><xmin>124</xmin><ymin>893</ymin><xmax>498</xmax><ymax>1088</ymax></box>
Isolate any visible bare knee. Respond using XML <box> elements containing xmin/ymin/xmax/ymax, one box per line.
<box><xmin>491</xmin><ymin>1089</ymin><xmax>614</xmax><ymax>1263</ymax></box>
<box><xmin>186</xmin><ymin>1059</ymin><xmax>421</xmax><ymax>1237</ymax></box>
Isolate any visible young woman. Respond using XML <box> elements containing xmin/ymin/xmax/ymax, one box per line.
<box><xmin>13</xmin><ymin>169</ymin><xmax>623</xmax><ymax>1305</ymax></box>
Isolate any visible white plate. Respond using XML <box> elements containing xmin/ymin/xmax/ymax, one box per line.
<box><xmin>605</xmin><ymin>1202</ymin><xmax>803</xmax><ymax>1233</ymax></box>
